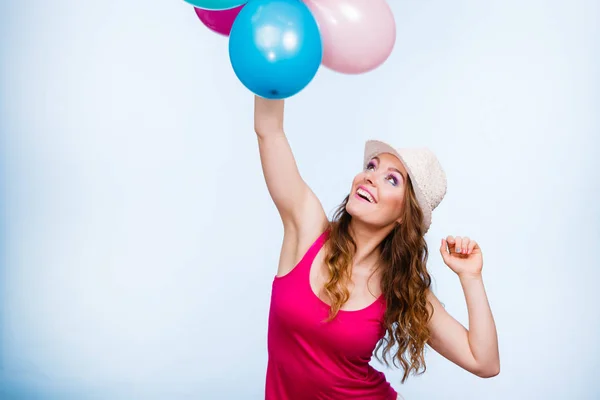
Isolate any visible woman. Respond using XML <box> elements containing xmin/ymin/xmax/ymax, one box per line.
<box><xmin>254</xmin><ymin>96</ymin><xmax>500</xmax><ymax>400</ymax></box>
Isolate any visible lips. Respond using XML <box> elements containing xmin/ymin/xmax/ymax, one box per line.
<box><xmin>356</xmin><ymin>185</ymin><xmax>376</xmax><ymax>203</ymax></box>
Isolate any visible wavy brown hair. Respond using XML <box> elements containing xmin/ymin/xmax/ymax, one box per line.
<box><xmin>322</xmin><ymin>177</ymin><xmax>434</xmax><ymax>383</ymax></box>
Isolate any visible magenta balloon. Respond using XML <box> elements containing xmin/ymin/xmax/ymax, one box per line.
<box><xmin>194</xmin><ymin>5</ymin><xmax>243</xmax><ymax>36</ymax></box>
<box><xmin>303</xmin><ymin>0</ymin><xmax>396</xmax><ymax>74</ymax></box>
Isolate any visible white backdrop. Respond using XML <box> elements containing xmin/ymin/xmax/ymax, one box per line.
<box><xmin>1</xmin><ymin>0</ymin><xmax>598</xmax><ymax>399</ymax></box>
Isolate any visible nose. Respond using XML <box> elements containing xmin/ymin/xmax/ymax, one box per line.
<box><xmin>363</xmin><ymin>171</ymin><xmax>375</xmax><ymax>186</ymax></box>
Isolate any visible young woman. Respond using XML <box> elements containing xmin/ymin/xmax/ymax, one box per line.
<box><xmin>254</xmin><ymin>96</ymin><xmax>500</xmax><ymax>399</ymax></box>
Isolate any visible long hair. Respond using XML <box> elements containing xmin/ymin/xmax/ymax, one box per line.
<box><xmin>322</xmin><ymin>177</ymin><xmax>434</xmax><ymax>383</ymax></box>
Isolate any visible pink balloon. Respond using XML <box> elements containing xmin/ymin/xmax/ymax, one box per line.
<box><xmin>303</xmin><ymin>0</ymin><xmax>396</xmax><ymax>74</ymax></box>
<box><xmin>194</xmin><ymin>5</ymin><xmax>244</xmax><ymax>36</ymax></box>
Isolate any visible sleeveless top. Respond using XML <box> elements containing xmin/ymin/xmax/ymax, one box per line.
<box><xmin>265</xmin><ymin>229</ymin><xmax>398</xmax><ymax>399</ymax></box>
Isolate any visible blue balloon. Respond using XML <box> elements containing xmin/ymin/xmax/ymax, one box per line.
<box><xmin>228</xmin><ymin>0</ymin><xmax>322</xmax><ymax>99</ymax></box>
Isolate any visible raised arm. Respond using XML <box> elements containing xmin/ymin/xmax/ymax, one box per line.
<box><xmin>254</xmin><ymin>96</ymin><xmax>328</xmax><ymax>274</ymax></box>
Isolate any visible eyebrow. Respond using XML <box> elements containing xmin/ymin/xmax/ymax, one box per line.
<box><xmin>390</xmin><ymin>167</ymin><xmax>406</xmax><ymax>181</ymax></box>
<box><xmin>372</xmin><ymin>156</ymin><xmax>407</xmax><ymax>181</ymax></box>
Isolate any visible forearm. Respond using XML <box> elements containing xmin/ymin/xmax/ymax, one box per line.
<box><xmin>254</xmin><ymin>95</ymin><xmax>285</xmax><ymax>137</ymax></box>
<box><xmin>459</xmin><ymin>273</ymin><xmax>500</xmax><ymax>375</ymax></box>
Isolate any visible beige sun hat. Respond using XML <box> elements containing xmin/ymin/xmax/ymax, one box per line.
<box><xmin>363</xmin><ymin>140</ymin><xmax>447</xmax><ymax>233</ymax></box>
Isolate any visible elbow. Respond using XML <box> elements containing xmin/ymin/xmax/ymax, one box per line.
<box><xmin>476</xmin><ymin>363</ymin><xmax>500</xmax><ymax>378</ymax></box>
<box><xmin>254</xmin><ymin>127</ymin><xmax>265</xmax><ymax>139</ymax></box>
<box><xmin>254</xmin><ymin>126</ymin><xmax>284</xmax><ymax>140</ymax></box>
<box><xmin>254</xmin><ymin>123</ymin><xmax>266</xmax><ymax>137</ymax></box>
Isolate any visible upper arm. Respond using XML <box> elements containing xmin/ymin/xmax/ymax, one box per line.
<box><xmin>426</xmin><ymin>290</ymin><xmax>483</xmax><ymax>376</ymax></box>
<box><xmin>256</xmin><ymin>132</ymin><xmax>326</xmax><ymax>232</ymax></box>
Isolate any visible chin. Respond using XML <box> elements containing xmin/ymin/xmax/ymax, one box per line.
<box><xmin>346</xmin><ymin>198</ymin><xmax>373</xmax><ymax>221</ymax></box>
<box><xmin>345</xmin><ymin>197</ymin><xmax>361</xmax><ymax>217</ymax></box>
<box><xmin>346</xmin><ymin>198</ymin><xmax>396</xmax><ymax>228</ymax></box>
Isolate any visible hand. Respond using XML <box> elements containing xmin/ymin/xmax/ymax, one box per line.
<box><xmin>440</xmin><ymin>235</ymin><xmax>483</xmax><ymax>278</ymax></box>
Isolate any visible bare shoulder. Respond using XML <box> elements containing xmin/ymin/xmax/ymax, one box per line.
<box><xmin>275</xmin><ymin>189</ymin><xmax>330</xmax><ymax>277</ymax></box>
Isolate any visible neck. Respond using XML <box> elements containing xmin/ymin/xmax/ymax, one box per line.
<box><xmin>348</xmin><ymin>218</ymin><xmax>395</xmax><ymax>271</ymax></box>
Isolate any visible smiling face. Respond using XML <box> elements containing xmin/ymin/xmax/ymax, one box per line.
<box><xmin>346</xmin><ymin>152</ymin><xmax>409</xmax><ymax>227</ymax></box>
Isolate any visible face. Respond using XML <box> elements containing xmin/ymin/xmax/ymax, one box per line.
<box><xmin>346</xmin><ymin>152</ymin><xmax>409</xmax><ymax>227</ymax></box>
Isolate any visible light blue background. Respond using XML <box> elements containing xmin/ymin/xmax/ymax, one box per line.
<box><xmin>1</xmin><ymin>0</ymin><xmax>598</xmax><ymax>399</ymax></box>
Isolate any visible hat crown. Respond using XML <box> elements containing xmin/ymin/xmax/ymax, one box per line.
<box><xmin>397</xmin><ymin>147</ymin><xmax>447</xmax><ymax>212</ymax></box>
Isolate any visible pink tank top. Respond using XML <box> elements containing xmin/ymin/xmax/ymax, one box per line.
<box><xmin>265</xmin><ymin>229</ymin><xmax>398</xmax><ymax>400</ymax></box>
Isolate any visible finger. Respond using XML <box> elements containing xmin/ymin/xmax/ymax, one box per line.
<box><xmin>461</xmin><ymin>237</ymin><xmax>470</xmax><ymax>254</ymax></box>
<box><xmin>468</xmin><ymin>240</ymin><xmax>477</xmax><ymax>254</ymax></box>
<box><xmin>454</xmin><ymin>236</ymin><xmax>462</xmax><ymax>253</ymax></box>
<box><xmin>446</xmin><ymin>235</ymin><xmax>456</xmax><ymax>246</ymax></box>
<box><xmin>440</xmin><ymin>238</ymin><xmax>451</xmax><ymax>262</ymax></box>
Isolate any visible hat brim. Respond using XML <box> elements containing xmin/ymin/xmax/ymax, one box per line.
<box><xmin>363</xmin><ymin>140</ymin><xmax>432</xmax><ymax>233</ymax></box>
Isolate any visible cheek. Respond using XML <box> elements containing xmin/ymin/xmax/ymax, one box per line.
<box><xmin>380</xmin><ymin>187</ymin><xmax>405</xmax><ymax>212</ymax></box>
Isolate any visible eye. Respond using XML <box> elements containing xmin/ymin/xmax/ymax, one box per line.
<box><xmin>365</xmin><ymin>161</ymin><xmax>376</xmax><ymax>171</ymax></box>
<box><xmin>386</xmin><ymin>174</ymin><xmax>399</xmax><ymax>186</ymax></box>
